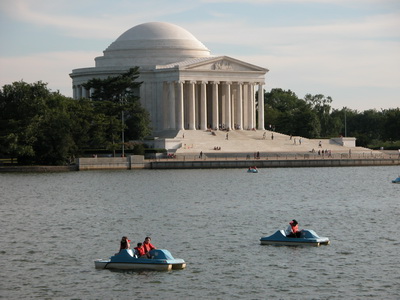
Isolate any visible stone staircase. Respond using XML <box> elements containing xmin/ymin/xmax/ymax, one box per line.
<box><xmin>171</xmin><ymin>129</ymin><xmax>371</xmax><ymax>155</ymax></box>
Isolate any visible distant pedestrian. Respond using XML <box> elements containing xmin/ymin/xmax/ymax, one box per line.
<box><xmin>226</xmin><ymin>133</ymin><xmax>229</xmax><ymax>140</ymax></box>
<box><xmin>299</xmin><ymin>138</ymin><xmax>302</xmax><ymax>145</ymax></box>
<box><xmin>319</xmin><ymin>141</ymin><xmax>322</xmax><ymax>148</ymax></box>
<box><xmin>271</xmin><ymin>133</ymin><xmax>274</xmax><ymax>140</ymax></box>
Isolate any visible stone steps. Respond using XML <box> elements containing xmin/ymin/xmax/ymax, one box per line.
<box><xmin>172</xmin><ymin>130</ymin><xmax>371</xmax><ymax>154</ymax></box>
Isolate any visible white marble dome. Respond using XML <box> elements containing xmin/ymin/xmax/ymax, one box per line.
<box><xmin>95</xmin><ymin>22</ymin><xmax>211</xmax><ymax>67</ymax></box>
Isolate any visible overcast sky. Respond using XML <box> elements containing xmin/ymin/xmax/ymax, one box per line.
<box><xmin>0</xmin><ymin>0</ymin><xmax>399</xmax><ymax>111</ymax></box>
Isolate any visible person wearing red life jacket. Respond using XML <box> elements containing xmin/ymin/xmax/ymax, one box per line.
<box><xmin>143</xmin><ymin>236</ymin><xmax>156</xmax><ymax>255</ymax></box>
<box><xmin>285</xmin><ymin>220</ymin><xmax>302</xmax><ymax>238</ymax></box>
<box><xmin>134</xmin><ymin>242</ymin><xmax>146</xmax><ymax>257</ymax></box>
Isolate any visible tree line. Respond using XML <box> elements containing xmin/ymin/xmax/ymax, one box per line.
<box><xmin>262</xmin><ymin>88</ymin><xmax>400</xmax><ymax>149</ymax></box>
<box><xmin>1</xmin><ymin>69</ymin><xmax>399</xmax><ymax>165</ymax></box>
<box><xmin>0</xmin><ymin>67</ymin><xmax>151</xmax><ymax>165</ymax></box>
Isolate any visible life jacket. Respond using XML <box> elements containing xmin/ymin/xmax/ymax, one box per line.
<box><xmin>143</xmin><ymin>242</ymin><xmax>156</xmax><ymax>253</ymax></box>
<box><xmin>134</xmin><ymin>246</ymin><xmax>146</xmax><ymax>257</ymax></box>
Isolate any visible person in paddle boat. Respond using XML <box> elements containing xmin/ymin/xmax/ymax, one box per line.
<box><xmin>143</xmin><ymin>236</ymin><xmax>156</xmax><ymax>257</ymax></box>
<box><xmin>119</xmin><ymin>236</ymin><xmax>131</xmax><ymax>252</ymax></box>
<box><xmin>285</xmin><ymin>220</ymin><xmax>302</xmax><ymax>238</ymax></box>
<box><xmin>134</xmin><ymin>242</ymin><xmax>146</xmax><ymax>257</ymax></box>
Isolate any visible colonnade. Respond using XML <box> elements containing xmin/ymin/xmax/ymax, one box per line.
<box><xmin>161</xmin><ymin>80</ymin><xmax>264</xmax><ymax>131</ymax></box>
<box><xmin>72</xmin><ymin>85</ymin><xmax>91</xmax><ymax>99</ymax></box>
<box><xmin>73</xmin><ymin>80</ymin><xmax>265</xmax><ymax>132</ymax></box>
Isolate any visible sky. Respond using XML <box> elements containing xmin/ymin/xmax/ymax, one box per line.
<box><xmin>0</xmin><ymin>0</ymin><xmax>399</xmax><ymax>112</ymax></box>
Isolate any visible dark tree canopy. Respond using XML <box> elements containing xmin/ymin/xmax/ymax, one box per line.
<box><xmin>83</xmin><ymin>67</ymin><xmax>151</xmax><ymax>142</ymax></box>
<box><xmin>0</xmin><ymin>68</ymin><xmax>151</xmax><ymax>164</ymax></box>
<box><xmin>264</xmin><ymin>88</ymin><xmax>399</xmax><ymax>148</ymax></box>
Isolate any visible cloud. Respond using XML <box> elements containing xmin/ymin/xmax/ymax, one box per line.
<box><xmin>0</xmin><ymin>0</ymin><xmax>398</xmax><ymax>110</ymax></box>
<box><xmin>0</xmin><ymin>0</ymin><xmax>201</xmax><ymax>39</ymax></box>
<box><xmin>0</xmin><ymin>51</ymin><xmax>100</xmax><ymax>96</ymax></box>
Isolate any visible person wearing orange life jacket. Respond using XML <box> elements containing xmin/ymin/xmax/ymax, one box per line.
<box><xmin>285</xmin><ymin>219</ymin><xmax>302</xmax><ymax>238</ymax></box>
<box><xmin>134</xmin><ymin>242</ymin><xmax>146</xmax><ymax>257</ymax></box>
<box><xmin>143</xmin><ymin>236</ymin><xmax>156</xmax><ymax>256</ymax></box>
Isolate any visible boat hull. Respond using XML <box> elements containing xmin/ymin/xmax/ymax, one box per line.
<box><xmin>95</xmin><ymin>260</ymin><xmax>173</xmax><ymax>271</ymax></box>
<box><xmin>94</xmin><ymin>249</ymin><xmax>186</xmax><ymax>271</ymax></box>
<box><xmin>260</xmin><ymin>239</ymin><xmax>330</xmax><ymax>246</ymax></box>
<box><xmin>260</xmin><ymin>229</ymin><xmax>330</xmax><ymax>247</ymax></box>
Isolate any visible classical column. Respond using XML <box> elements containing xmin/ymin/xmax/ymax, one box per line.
<box><xmin>73</xmin><ymin>85</ymin><xmax>77</xmax><ymax>99</ymax></box>
<box><xmin>77</xmin><ymin>85</ymin><xmax>82</xmax><ymax>99</ymax></box>
<box><xmin>211</xmin><ymin>81</ymin><xmax>219</xmax><ymax>130</ymax></box>
<box><xmin>162</xmin><ymin>82</ymin><xmax>169</xmax><ymax>130</ymax></box>
<box><xmin>200</xmin><ymin>81</ymin><xmax>207</xmax><ymax>130</ymax></box>
<box><xmin>257</xmin><ymin>83</ymin><xmax>265</xmax><ymax>130</ymax></box>
<box><xmin>82</xmin><ymin>87</ymin><xmax>88</xmax><ymax>98</ymax></box>
<box><xmin>188</xmin><ymin>81</ymin><xmax>196</xmax><ymax>130</ymax></box>
<box><xmin>89</xmin><ymin>88</ymin><xmax>95</xmax><ymax>99</ymax></box>
<box><xmin>248</xmin><ymin>83</ymin><xmax>254</xmax><ymax>129</ymax></box>
<box><xmin>176</xmin><ymin>81</ymin><xmax>184</xmax><ymax>130</ymax></box>
<box><xmin>236</xmin><ymin>82</ymin><xmax>243</xmax><ymax>130</ymax></box>
<box><xmin>224</xmin><ymin>82</ymin><xmax>232</xmax><ymax>130</ymax></box>
<box><xmin>168</xmin><ymin>82</ymin><xmax>176</xmax><ymax>129</ymax></box>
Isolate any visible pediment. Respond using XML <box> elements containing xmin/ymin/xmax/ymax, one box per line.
<box><xmin>172</xmin><ymin>56</ymin><xmax>268</xmax><ymax>73</ymax></box>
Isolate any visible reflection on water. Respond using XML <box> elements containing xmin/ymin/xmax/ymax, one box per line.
<box><xmin>1</xmin><ymin>166</ymin><xmax>399</xmax><ymax>299</ymax></box>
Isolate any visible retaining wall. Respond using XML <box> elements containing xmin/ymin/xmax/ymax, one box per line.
<box><xmin>150</xmin><ymin>158</ymin><xmax>400</xmax><ymax>169</ymax></box>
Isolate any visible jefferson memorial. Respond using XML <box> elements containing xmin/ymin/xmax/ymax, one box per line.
<box><xmin>70</xmin><ymin>22</ymin><xmax>268</xmax><ymax>134</ymax></box>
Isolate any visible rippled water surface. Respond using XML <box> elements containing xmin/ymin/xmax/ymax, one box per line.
<box><xmin>1</xmin><ymin>166</ymin><xmax>399</xmax><ymax>299</ymax></box>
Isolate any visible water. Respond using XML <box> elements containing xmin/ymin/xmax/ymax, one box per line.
<box><xmin>1</xmin><ymin>166</ymin><xmax>399</xmax><ymax>299</ymax></box>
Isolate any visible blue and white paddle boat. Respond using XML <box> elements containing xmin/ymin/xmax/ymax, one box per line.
<box><xmin>95</xmin><ymin>249</ymin><xmax>186</xmax><ymax>271</ymax></box>
<box><xmin>392</xmin><ymin>176</ymin><xmax>400</xmax><ymax>184</ymax></box>
<box><xmin>247</xmin><ymin>167</ymin><xmax>258</xmax><ymax>173</ymax></box>
<box><xmin>260</xmin><ymin>229</ymin><xmax>330</xmax><ymax>246</ymax></box>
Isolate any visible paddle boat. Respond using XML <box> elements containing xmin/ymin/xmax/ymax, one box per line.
<box><xmin>392</xmin><ymin>176</ymin><xmax>400</xmax><ymax>184</ymax></box>
<box><xmin>247</xmin><ymin>167</ymin><xmax>258</xmax><ymax>173</ymax></box>
<box><xmin>95</xmin><ymin>249</ymin><xmax>186</xmax><ymax>271</ymax></box>
<box><xmin>260</xmin><ymin>229</ymin><xmax>330</xmax><ymax>246</ymax></box>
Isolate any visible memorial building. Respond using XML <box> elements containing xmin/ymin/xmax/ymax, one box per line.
<box><xmin>70</xmin><ymin>22</ymin><xmax>268</xmax><ymax>135</ymax></box>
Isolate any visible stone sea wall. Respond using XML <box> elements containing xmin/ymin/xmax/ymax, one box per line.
<box><xmin>1</xmin><ymin>155</ymin><xmax>399</xmax><ymax>172</ymax></box>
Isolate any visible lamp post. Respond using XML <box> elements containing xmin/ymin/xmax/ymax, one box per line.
<box><xmin>344</xmin><ymin>107</ymin><xmax>347</xmax><ymax>137</ymax></box>
<box><xmin>121</xmin><ymin>109</ymin><xmax>125</xmax><ymax>157</ymax></box>
<box><xmin>121</xmin><ymin>94</ymin><xmax>127</xmax><ymax>157</ymax></box>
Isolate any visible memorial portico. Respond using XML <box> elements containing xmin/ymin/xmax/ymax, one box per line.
<box><xmin>158</xmin><ymin>79</ymin><xmax>265</xmax><ymax>131</ymax></box>
<box><xmin>70</xmin><ymin>22</ymin><xmax>268</xmax><ymax>134</ymax></box>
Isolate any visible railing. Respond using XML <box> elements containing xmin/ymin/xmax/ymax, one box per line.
<box><xmin>148</xmin><ymin>152</ymin><xmax>400</xmax><ymax>162</ymax></box>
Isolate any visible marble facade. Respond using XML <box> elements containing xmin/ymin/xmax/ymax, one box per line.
<box><xmin>70</xmin><ymin>22</ymin><xmax>268</xmax><ymax>134</ymax></box>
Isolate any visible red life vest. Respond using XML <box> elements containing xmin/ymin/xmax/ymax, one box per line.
<box><xmin>143</xmin><ymin>242</ymin><xmax>156</xmax><ymax>253</ymax></box>
<box><xmin>134</xmin><ymin>246</ymin><xmax>146</xmax><ymax>256</ymax></box>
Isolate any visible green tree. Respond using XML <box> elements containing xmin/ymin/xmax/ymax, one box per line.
<box><xmin>0</xmin><ymin>81</ymin><xmax>48</xmax><ymax>163</ymax></box>
<box><xmin>0</xmin><ymin>81</ymin><xmax>97</xmax><ymax>165</ymax></box>
<box><xmin>264</xmin><ymin>88</ymin><xmax>321</xmax><ymax>138</ymax></box>
<box><xmin>303</xmin><ymin>94</ymin><xmax>340</xmax><ymax>137</ymax></box>
<box><xmin>83</xmin><ymin>67</ymin><xmax>151</xmax><ymax>154</ymax></box>
<box><xmin>382</xmin><ymin>108</ymin><xmax>400</xmax><ymax>141</ymax></box>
